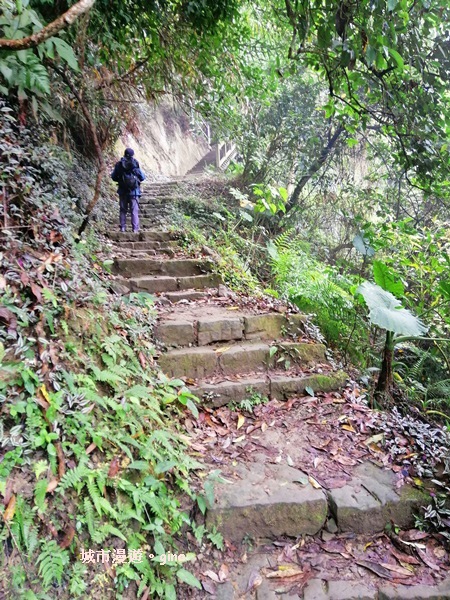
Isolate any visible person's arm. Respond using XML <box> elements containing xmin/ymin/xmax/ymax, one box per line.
<box><xmin>111</xmin><ymin>162</ymin><xmax>120</xmax><ymax>181</ymax></box>
<box><xmin>136</xmin><ymin>168</ymin><xmax>146</xmax><ymax>182</ymax></box>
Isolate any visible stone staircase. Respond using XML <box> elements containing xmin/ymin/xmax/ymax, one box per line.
<box><xmin>107</xmin><ymin>181</ymin><xmax>447</xmax><ymax>600</ymax></box>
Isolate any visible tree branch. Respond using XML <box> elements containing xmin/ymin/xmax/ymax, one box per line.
<box><xmin>0</xmin><ymin>0</ymin><xmax>95</xmax><ymax>50</ymax></box>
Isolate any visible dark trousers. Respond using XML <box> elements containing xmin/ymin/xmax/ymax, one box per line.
<box><xmin>119</xmin><ymin>195</ymin><xmax>139</xmax><ymax>232</ymax></box>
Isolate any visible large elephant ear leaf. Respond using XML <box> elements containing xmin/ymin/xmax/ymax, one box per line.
<box><xmin>356</xmin><ymin>282</ymin><xmax>428</xmax><ymax>336</ymax></box>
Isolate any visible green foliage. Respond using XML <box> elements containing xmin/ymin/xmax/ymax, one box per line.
<box><xmin>37</xmin><ymin>541</ymin><xmax>70</xmax><ymax>589</ymax></box>
<box><xmin>356</xmin><ymin>282</ymin><xmax>427</xmax><ymax>337</ymax></box>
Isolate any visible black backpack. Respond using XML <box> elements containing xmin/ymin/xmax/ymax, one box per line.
<box><xmin>121</xmin><ymin>157</ymin><xmax>139</xmax><ymax>191</ymax></box>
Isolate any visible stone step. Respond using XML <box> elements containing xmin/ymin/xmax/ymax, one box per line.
<box><xmin>164</xmin><ymin>290</ymin><xmax>207</xmax><ymax>303</ymax></box>
<box><xmin>155</xmin><ymin>312</ymin><xmax>308</xmax><ymax>347</ymax></box>
<box><xmin>117</xmin><ymin>240</ymin><xmax>176</xmax><ymax>250</ymax></box>
<box><xmin>108</xmin><ymin>231</ymin><xmax>173</xmax><ymax>243</ymax></box>
<box><xmin>207</xmin><ymin>453</ymin><xmax>327</xmax><ymax>541</ymax></box>
<box><xmin>191</xmin><ymin>370</ymin><xmax>347</xmax><ymax>406</ymax></box>
<box><xmin>157</xmin><ymin>341</ymin><xmax>327</xmax><ymax>379</ymax></box>
<box><xmin>113</xmin><ymin>258</ymin><xmax>211</xmax><ymax>278</ymax></box>
<box><xmin>128</xmin><ymin>273</ymin><xmax>220</xmax><ymax>294</ymax></box>
<box><xmin>207</xmin><ymin>458</ymin><xmax>428</xmax><ymax>545</ymax></box>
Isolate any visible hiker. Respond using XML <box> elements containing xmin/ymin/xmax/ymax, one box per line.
<box><xmin>111</xmin><ymin>148</ymin><xmax>146</xmax><ymax>232</ymax></box>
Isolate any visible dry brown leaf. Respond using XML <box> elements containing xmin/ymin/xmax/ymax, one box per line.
<box><xmin>379</xmin><ymin>563</ymin><xmax>413</xmax><ymax>577</ymax></box>
<box><xmin>3</xmin><ymin>495</ymin><xmax>16</xmax><ymax>521</ymax></box>
<box><xmin>356</xmin><ymin>560</ymin><xmax>393</xmax><ymax>579</ymax></box>
<box><xmin>201</xmin><ymin>579</ymin><xmax>217</xmax><ymax>595</ymax></box>
<box><xmin>341</xmin><ymin>424</ymin><xmax>356</xmax><ymax>433</ymax></box>
<box><xmin>261</xmin><ymin>422</ymin><xmax>268</xmax><ymax>432</ymax></box>
<box><xmin>108</xmin><ymin>457</ymin><xmax>120</xmax><ymax>478</ymax></box>
<box><xmin>265</xmin><ymin>566</ymin><xmax>304</xmax><ymax>579</ymax></box>
<box><xmin>203</xmin><ymin>570</ymin><xmax>220</xmax><ymax>583</ymax></box>
<box><xmin>308</xmin><ymin>476</ymin><xmax>322</xmax><ymax>489</ymax></box>
<box><xmin>86</xmin><ymin>443</ymin><xmax>97</xmax><ymax>454</ymax></box>
<box><xmin>46</xmin><ymin>479</ymin><xmax>59</xmax><ymax>493</ymax></box>
<box><xmin>218</xmin><ymin>563</ymin><xmax>229</xmax><ymax>582</ymax></box>
<box><xmin>59</xmin><ymin>525</ymin><xmax>75</xmax><ymax>549</ymax></box>
<box><xmin>236</xmin><ymin>414</ymin><xmax>245</xmax><ymax>430</ymax></box>
<box><xmin>0</xmin><ymin>275</ymin><xmax>6</xmax><ymax>290</ymax></box>
<box><xmin>245</xmin><ymin>569</ymin><xmax>263</xmax><ymax>593</ymax></box>
<box><xmin>215</xmin><ymin>346</ymin><xmax>231</xmax><ymax>354</ymax></box>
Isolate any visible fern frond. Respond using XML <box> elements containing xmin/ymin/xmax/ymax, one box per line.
<box><xmin>37</xmin><ymin>540</ymin><xmax>69</xmax><ymax>589</ymax></box>
<box><xmin>58</xmin><ymin>461</ymin><xmax>89</xmax><ymax>492</ymax></box>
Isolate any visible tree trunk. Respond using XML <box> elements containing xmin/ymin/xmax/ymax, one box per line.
<box><xmin>0</xmin><ymin>0</ymin><xmax>95</xmax><ymax>50</ymax></box>
<box><xmin>55</xmin><ymin>68</ymin><xmax>106</xmax><ymax>237</ymax></box>
<box><xmin>375</xmin><ymin>330</ymin><xmax>394</xmax><ymax>401</ymax></box>
<box><xmin>285</xmin><ymin>125</ymin><xmax>345</xmax><ymax>213</ymax></box>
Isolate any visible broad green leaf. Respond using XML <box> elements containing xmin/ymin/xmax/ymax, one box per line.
<box><xmin>353</xmin><ymin>234</ymin><xmax>375</xmax><ymax>257</ymax></box>
<box><xmin>373</xmin><ymin>261</ymin><xmax>404</xmax><ymax>297</ymax></box>
<box><xmin>51</xmin><ymin>38</ymin><xmax>79</xmax><ymax>71</ymax></box>
<box><xmin>388</xmin><ymin>48</ymin><xmax>404</xmax><ymax>71</ymax></box>
<box><xmin>176</xmin><ymin>568</ymin><xmax>202</xmax><ymax>589</ymax></box>
<box><xmin>356</xmin><ymin>282</ymin><xmax>427</xmax><ymax>336</ymax></box>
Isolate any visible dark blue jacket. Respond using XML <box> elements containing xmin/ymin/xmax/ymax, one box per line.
<box><xmin>111</xmin><ymin>157</ymin><xmax>146</xmax><ymax>198</ymax></box>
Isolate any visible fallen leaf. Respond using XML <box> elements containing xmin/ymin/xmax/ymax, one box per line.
<box><xmin>400</xmin><ymin>530</ymin><xmax>429</xmax><ymax>542</ymax></box>
<box><xmin>342</xmin><ymin>424</ymin><xmax>356</xmax><ymax>433</ymax></box>
<box><xmin>218</xmin><ymin>563</ymin><xmax>229</xmax><ymax>582</ymax></box>
<box><xmin>356</xmin><ymin>560</ymin><xmax>393</xmax><ymax>579</ymax></box>
<box><xmin>265</xmin><ymin>566</ymin><xmax>304</xmax><ymax>579</ymax></box>
<box><xmin>31</xmin><ymin>283</ymin><xmax>42</xmax><ymax>302</ymax></box>
<box><xmin>3</xmin><ymin>495</ymin><xmax>16</xmax><ymax>521</ymax></box>
<box><xmin>0</xmin><ymin>307</ymin><xmax>17</xmax><ymax>332</ymax></box>
<box><xmin>236</xmin><ymin>414</ymin><xmax>245</xmax><ymax>430</ymax></box>
<box><xmin>233</xmin><ymin>435</ymin><xmax>246</xmax><ymax>443</ymax></box>
<box><xmin>138</xmin><ymin>351</ymin><xmax>147</xmax><ymax>368</ymax></box>
<box><xmin>416</xmin><ymin>548</ymin><xmax>441</xmax><ymax>571</ymax></box>
<box><xmin>333</xmin><ymin>454</ymin><xmax>357</xmax><ymax>466</ymax></box>
<box><xmin>201</xmin><ymin>579</ymin><xmax>217</xmax><ymax>595</ymax></box>
<box><xmin>390</xmin><ymin>548</ymin><xmax>421</xmax><ymax>566</ymax></box>
<box><xmin>380</xmin><ymin>563</ymin><xmax>414</xmax><ymax>578</ymax></box>
<box><xmin>203</xmin><ymin>570</ymin><xmax>220</xmax><ymax>583</ymax></box>
<box><xmin>0</xmin><ymin>275</ymin><xmax>6</xmax><ymax>290</ymax></box>
<box><xmin>46</xmin><ymin>479</ymin><xmax>59</xmax><ymax>493</ymax></box>
<box><xmin>364</xmin><ymin>433</ymin><xmax>384</xmax><ymax>446</ymax></box>
<box><xmin>3</xmin><ymin>478</ymin><xmax>13</xmax><ymax>506</ymax></box>
<box><xmin>308</xmin><ymin>476</ymin><xmax>322</xmax><ymax>489</ymax></box>
<box><xmin>59</xmin><ymin>525</ymin><xmax>75</xmax><ymax>549</ymax></box>
<box><xmin>108</xmin><ymin>457</ymin><xmax>120</xmax><ymax>478</ymax></box>
<box><xmin>215</xmin><ymin>346</ymin><xmax>231</xmax><ymax>354</ymax></box>
<box><xmin>245</xmin><ymin>569</ymin><xmax>262</xmax><ymax>593</ymax></box>
<box><xmin>226</xmin><ymin>307</ymin><xmax>240</xmax><ymax>311</ymax></box>
<box><xmin>86</xmin><ymin>443</ymin><xmax>97</xmax><ymax>454</ymax></box>
<box><xmin>261</xmin><ymin>422</ymin><xmax>268</xmax><ymax>432</ymax></box>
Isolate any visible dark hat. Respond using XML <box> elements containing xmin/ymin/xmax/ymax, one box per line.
<box><xmin>124</xmin><ymin>148</ymin><xmax>135</xmax><ymax>157</ymax></box>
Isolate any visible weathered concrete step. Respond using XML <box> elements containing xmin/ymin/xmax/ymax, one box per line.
<box><xmin>207</xmin><ymin>458</ymin><xmax>428</xmax><ymax>546</ymax></box>
<box><xmin>108</xmin><ymin>231</ymin><xmax>173</xmax><ymax>242</ymax></box>
<box><xmin>113</xmin><ymin>258</ymin><xmax>211</xmax><ymax>278</ymax></box>
<box><xmin>117</xmin><ymin>241</ymin><xmax>176</xmax><ymax>252</ymax></box>
<box><xmin>207</xmin><ymin>453</ymin><xmax>327</xmax><ymax>541</ymax></box>
<box><xmin>164</xmin><ymin>290</ymin><xmax>207</xmax><ymax>303</ymax></box>
<box><xmin>157</xmin><ymin>341</ymin><xmax>326</xmax><ymax>378</ymax></box>
<box><xmin>217</xmin><ymin>567</ymin><xmax>450</xmax><ymax>600</ymax></box>
<box><xmin>191</xmin><ymin>371</ymin><xmax>347</xmax><ymax>406</ymax></box>
<box><xmin>128</xmin><ymin>273</ymin><xmax>220</xmax><ymax>294</ymax></box>
<box><xmin>155</xmin><ymin>312</ymin><xmax>307</xmax><ymax>347</ymax></box>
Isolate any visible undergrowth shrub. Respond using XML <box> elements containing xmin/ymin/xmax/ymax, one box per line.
<box><xmin>267</xmin><ymin>232</ymin><xmax>369</xmax><ymax>364</ymax></box>
<box><xmin>0</xmin><ymin>104</ymin><xmax>212</xmax><ymax>599</ymax></box>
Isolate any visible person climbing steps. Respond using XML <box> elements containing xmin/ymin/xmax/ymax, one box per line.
<box><xmin>111</xmin><ymin>148</ymin><xmax>146</xmax><ymax>232</ymax></box>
